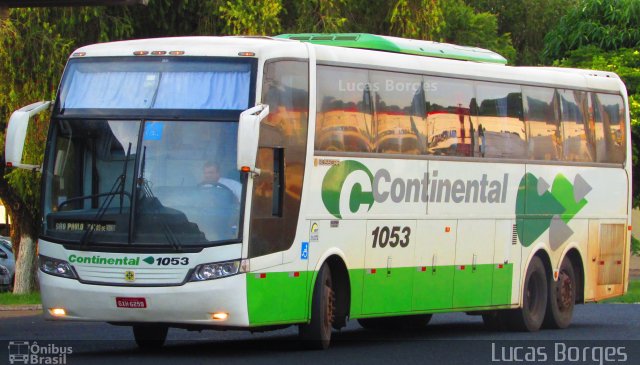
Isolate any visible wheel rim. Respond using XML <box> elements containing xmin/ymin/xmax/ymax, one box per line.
<box><xmin>556</xmin><ymin>270</ymin><xmax>574</xmax><ymax>311</ymax></box>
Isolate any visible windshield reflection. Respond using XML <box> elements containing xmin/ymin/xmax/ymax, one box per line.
<box><xmin>43</xmin><ymin>119</ymin><xmax>242</xmax><ymax>247</ymax></box>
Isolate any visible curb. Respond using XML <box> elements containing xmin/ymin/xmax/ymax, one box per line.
<box><xmin>0</xmin><ymin>304</ymin><xmax>42</xmax><ymax>311</ymax></box>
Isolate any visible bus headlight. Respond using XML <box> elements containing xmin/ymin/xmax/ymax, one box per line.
<box><xmin>190</xmin><ymin>260</ymin><xmax>242</xmax><ymax>281</ymax></box>
<box><xmin>39</xmin><ymin>255</ymin><xmax>77</xmax><ymax>279</ymax></box>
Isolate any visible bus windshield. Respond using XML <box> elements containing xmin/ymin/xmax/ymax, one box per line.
<box><xmin>58</xmin><ymin>57</ymin><xmax>252</xmax><ymax>110</ymax></box>
<box><xmin>43</xmin><ymin>119</ymin><xmax>242</xmax><ymax>248</ymax></box>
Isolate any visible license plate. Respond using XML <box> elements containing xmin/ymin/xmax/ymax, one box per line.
<box><xmin>116</xmin><ymin>297</ymin><xmax>147</xmax><ymax>308</ymax></box>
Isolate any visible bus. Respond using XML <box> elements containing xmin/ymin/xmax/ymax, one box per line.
<box><xmin>5</xmin><ymin>33</ymin><xmax>632</xmax><ymax>350</ymax></box>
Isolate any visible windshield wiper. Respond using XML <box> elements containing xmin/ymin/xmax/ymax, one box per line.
<box><xmin>135</xmin><ymin>145</ymin><xmax>183</xmax><ymax>252</ymax></box>
<box><xmin>80</xmin><ymin>143</ymin><xmax>132</xmax><ymax>247</ymax></box>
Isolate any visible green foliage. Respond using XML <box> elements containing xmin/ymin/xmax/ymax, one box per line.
<box><xmin>439</xmin><ymin>0</ymin><xmax>516</xmax><ymax>63</ymax></box>
<box><xmin>466</xmin><ymin>0</ymin><xmax>574</xmax><ymax>65</ymax></box>
<box><xmin>544</xmin><ymin>0</ymin><xmax>640</xmax><ymax>61</ymax></box>
<box><xmin>128</xmin><ymin>0</ymin><xmax>225</xmax><ymax>37</ymax></box>
<box><xmin>388</xmin><ymin>0</ymin><xmax>444</xmax><ymax>40</ymax></box>
<box><xmin>0</xmin><ymin>7</ymin><xmax>135</xmax><ymax>223</ymax></box>
<box><xmin>219</xmin><ymin>0</ymin><xmax>283</xmax><ymax>35</ymax></box>
<box><xmin>284</xmin><ymin>0</ymin><xmax>348</xmax><ymax>33</ymax></box>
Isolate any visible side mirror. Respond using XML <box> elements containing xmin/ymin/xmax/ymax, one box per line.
<box><xmin>5</xmin><ymin>101</ymin><xmax>51</xmax><ymax>170</ymax></box>
<box><xmin>237</xmin><ymin>104</ymin><xmax>269</xmax><ymax>174</ymax></box>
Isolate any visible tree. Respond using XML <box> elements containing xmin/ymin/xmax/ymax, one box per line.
<box><xmin>388</xmin><ymin>0</ymin><xmax>444</xmax><ymax>40</ymax></box>
<box><xmin>282</xmin><ymin>0</ymin><xmax>348</xmax><ymax>33</ymax></box>
<box><xmin>0</xmin><ymin>6</ymin><xmax>135</xmax><ymax>293</ymax></box>
<box><xmin>466</xmin><ymin>0</ymin><xmax>575</xmax><ymax>65</ymax></box>
<box><xmin>543</xmin><ymin>0</ymin><xmax>640</xmax><ymax>61</ymax></box>
<box><xmin>218</xmin><ymin>0</ymin><xmax>283</xmax><ymax>35</ymax></box>
<box><xmin>439</xmin><ymin>0</ymin><xmax>516</xmax><ymax>63</ymax></box>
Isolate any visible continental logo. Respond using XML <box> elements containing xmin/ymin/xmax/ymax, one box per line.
<box><xmin>321</xmin><ymin>160</ymin><xmax>509</xmax><ymax>219</ymax></box>
<box><xmin>515</xmin><ymin>173</ymin><xmax>591</xmax><ymax>249</ymax></box>
<box><xmin>69</xmin><ymin>254</ymin><xmax>140</xmax><ymax>266</ymax></box>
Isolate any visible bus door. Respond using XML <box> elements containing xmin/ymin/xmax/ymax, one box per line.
<box><xmin>245</xmin><ymin>59</ymin><xmax>310</xmax><ymax>325</ymax></box>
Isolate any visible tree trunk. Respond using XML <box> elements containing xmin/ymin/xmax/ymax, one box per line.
<box><xmin>13</xmin><ymin>233</ymin><xmax>38</xmax><ymax>294</ymax></box>
<box><xmin>0</xmin><ymin>164</ymin><xmax>41</xmax><ymax>294</ymax></box>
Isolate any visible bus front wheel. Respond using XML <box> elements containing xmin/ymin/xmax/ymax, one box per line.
<box><xmin>299</xmin><ymin>264</ymin><xmax>335</xmax><ymax>350</ymax></box>
<box><xmin>543</xmin><ymin>258</ymin><xmax>576</xmax><ymax>329</ymax></box>
<box><xmin>133</xmin><ymin>325</ymin><xmax>168</xmax><ymax>349</ymax></box>
<box><xmin>507</xmin><ymin>256</ymin><xmax>548</xmax><ymax>332</ymax></box>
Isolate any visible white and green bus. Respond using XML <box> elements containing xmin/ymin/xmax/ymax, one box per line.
<box><xmin>5</xmin><ymin>33</ymin><xmax>632</xmax><ymax>349</ymax></box>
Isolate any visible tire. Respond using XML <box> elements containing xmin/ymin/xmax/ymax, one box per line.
<box><xmin>299</xmin><ymin>264</ymin><xmax>335</xmax><ymax>350</ymax></box>
<box><xmin>506</xmin><ymin>256</ymin><xmax>548</xmax><ymax>332</ymax></box>
<box><xmin>358</xmin><ymin>314</ymin><xmax>432</xmax><ymax>330</ymax></box>
<box><xmin>543</xmin><ymin>258</ymin><xmax>576</xmax><ymax>329</ymax></box>
<box><xmin>133</xmin><ymin>325</ymin><xmax>168</xmax><ymax>349</ymax></box>
<box><xmin>482</xmin><ymin>311</ymin><xmax>508</xmax><ymax>331</ymax></box>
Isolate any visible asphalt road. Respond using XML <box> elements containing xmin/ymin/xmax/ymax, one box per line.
<box><xmin>1</xmin><ymin>304</ymin><xmax>639</xmax><ymax>365</ymax></box>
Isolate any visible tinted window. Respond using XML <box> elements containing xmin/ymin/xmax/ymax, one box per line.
<box><xmin>316</xmin><ymin>66</ymin><xmax>373</xmax><ymax>152</ymax></box>
<box><xmin>592</xmin><ymin>93</ymin><xmax>626</xmax><ymax>163</ymax></box>
<box><xmin>523</xmin><ymin>86</ymin><xmax>561</xmax><ymax>161</ymax></box>
<box><xmin>559</xmin><ymin>90</ymin><xmax>594</xmax><ymax>162</ymax></box>
<box><xmin>370</xmin><ymin>71</ymin><xmax>427</xmax><ymax>154</ymax></box>
<box><xmin>251</xmin><ymin>60</ymin><xmax>309</xmax><ymax>258</ymax></box>
<box><xmin>476</xmin><ymin>82</ymin><xmax>526</xmax><ymax>159</ymax></box>
<box><xmin>425</xmin><ymin>77</ymin><xmax>476</xmax><ymax>156</ymax></box>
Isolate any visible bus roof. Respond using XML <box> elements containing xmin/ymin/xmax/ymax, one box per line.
<box><xmin>275</xmin><ymin>33</ymin><xmax>508</xmax><ymax>65</ymax></box>
<box><xmin>70</xmin><ymin>36</ymin><xmax>624</xmax><ymax>95</ymax></box>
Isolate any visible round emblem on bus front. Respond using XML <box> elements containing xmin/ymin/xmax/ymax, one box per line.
<box><xmin>124</xmin><ymin>270</ymin><xmax>136</xmax><ymax>282</ymax></box>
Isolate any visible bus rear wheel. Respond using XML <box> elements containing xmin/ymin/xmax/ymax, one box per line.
<box><xmin>299</xmin><ymin>264</ymin><xmax>335</xmax><ymax>350</ymax></box>
<box><xmin>543</xmin><ymin>258</ymin><xmax>576</xmax><ymax>329</ymax></box>
<box><xmin>358</xmin><ymin>314</ymin><xmax>432</xmax><ymax>330</ymax></box>
<box><xmin>507</xmin><ymin>256</ymin><xmax>548</xmax><ymax>332</ymax></box>
<box><xmin>133</xmin><ymin>325</ymin><xmax>168</xmax><ymax>349</ymax></box>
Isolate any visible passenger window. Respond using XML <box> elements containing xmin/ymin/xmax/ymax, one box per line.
<box><xmin>316</xmin><ymin>66</ymin><xmax>373</xmax><ymax>152</ymax></box>
<box><xmin>592</xmin><ymin>93</ymin><xmax>625</xmax><ymax>163</ymax></box>
<box><xmin>425</xmin><ymin>77</ymin><xmax>476</xmax><ymax>157</ymax></box>
<box><xmin>559</xmin><ymin>90</ymin><xmax>594</xmax><ymax>162</ymax></box>
<box><xmin>476</xmin><ymin>82</ymin><xmax>526</xmax><ymax>159</ymax></box>
<box><xmin>523</xmin><ymin>86</ymin><xmax>561</xmax><ymax>161</ymax></box>
<box><xmin>370</xmin><ymin>71</ymin><xmax>426</xmax><ymax>154</ymax></box>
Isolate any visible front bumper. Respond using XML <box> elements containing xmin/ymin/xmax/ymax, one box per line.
<box><xmin>39</xmin><ymin>270</ymin><xmax>250</xmax><ymax>327</ymax></box>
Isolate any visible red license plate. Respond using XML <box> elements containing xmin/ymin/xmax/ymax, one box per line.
<box><xmin>116</xmin><ymin>297</ymin><xmax>147</xmax><ymax>308</ymax></box>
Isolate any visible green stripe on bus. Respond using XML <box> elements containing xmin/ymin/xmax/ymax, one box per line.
<box><xmin>246</xmin><ymin>264</ymin><xmax>512</xmax><ymax>325</ymax></box>
<box><xmin>275</xmin><ymin>33</ymin><xmax>508</xmax><ymax>64</ymax></box>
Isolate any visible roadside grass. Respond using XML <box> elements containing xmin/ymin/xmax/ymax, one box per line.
<box><xmin>0</xmin><ymin>292</ymin><xmax>41</xmax><ymax>306</ymax></box>
<box><xmin>600</xmin><ymin>280</ymin><xmax>640</xmax><ymax>304</ymax></box>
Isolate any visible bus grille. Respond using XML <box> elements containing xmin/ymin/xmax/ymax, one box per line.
<box><xmin>73</xmin><ymin>265</ymin><xmax>189</xmax><ymax>286</ymax></box>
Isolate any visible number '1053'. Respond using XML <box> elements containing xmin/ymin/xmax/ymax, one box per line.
<box><xmin>371</xmin><ymin>226</ymin><xmax>411</xmax><ymax>248</ymax></box>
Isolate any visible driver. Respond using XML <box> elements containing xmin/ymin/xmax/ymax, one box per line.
<box><xmin>200</xmin><ymin>161</ymin><xmax>242</xmax><ymax>201</ymax></box>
